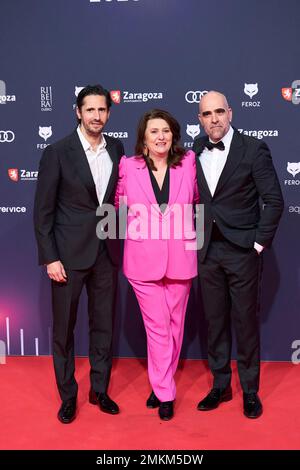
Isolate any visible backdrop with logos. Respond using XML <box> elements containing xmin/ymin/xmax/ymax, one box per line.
<box><xmin>0</xmin><ymin>0</ymin><xmax>299</xmax><ymax>361</ymax></box>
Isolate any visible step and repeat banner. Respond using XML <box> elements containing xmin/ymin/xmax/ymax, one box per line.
<box><xmin>0</xmin><ymin>0</ymin><xmax>299</xmax><ymax>361</ymax></box>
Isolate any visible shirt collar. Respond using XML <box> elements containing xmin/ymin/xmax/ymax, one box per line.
<box><xmin>77</xmin><ymin>125</ymin><xmax>107</xmax><ymax>152</ymax></box>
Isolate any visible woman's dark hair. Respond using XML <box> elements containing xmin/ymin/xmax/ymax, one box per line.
<box><xmin>135</xmin><ymin>109</ymin><xmax>186</xmax><ymax>170</ymax></box>
<box><xmin>76</xmin><ymin>84</ymin><xmax>112</xmax><ymax>123</ymax></box>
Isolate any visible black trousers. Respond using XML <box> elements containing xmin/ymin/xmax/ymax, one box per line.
<box><xmin>51</xmin><ymin>244</ymin><xmax>118</xmax><ymax>401</ymax></box>
<box><xmin>198</xmin><ymin>237</ymin><xmax>262</xmax><ymax>393</ymax></box>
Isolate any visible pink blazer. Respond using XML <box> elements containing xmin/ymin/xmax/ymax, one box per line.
<box><xmin>115</xmin><ymin>150</ymin><xmax>200</xmax><ymax>281</ymax></box>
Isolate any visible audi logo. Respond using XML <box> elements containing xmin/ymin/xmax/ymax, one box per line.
<box><xmin>0</xmin><ymin>130</ymin><xmax>15</xmax><ymax>143</ymax></box>
<box><xmin>185</xmin><ymin>90</ymin><xmax>208</xmax><ymax>104</ymax></box>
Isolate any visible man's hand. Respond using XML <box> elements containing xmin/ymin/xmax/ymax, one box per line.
<box><xmin>46</xmin><ymin>261</ymin><xmax>67</xmax><ymax>282</ymax></box>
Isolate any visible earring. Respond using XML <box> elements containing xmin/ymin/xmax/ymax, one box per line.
<box><xmin>143</xmin><ymin>145</ymin><xmax>149</xmax><ymax>157</ymax></box>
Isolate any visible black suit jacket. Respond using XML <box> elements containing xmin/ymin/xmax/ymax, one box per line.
<box><xmin>34</xmin><ymin>130</ymin><xmax>124</xmax><ymax>269</ymax></box>
<box><xmin>193</xmin><ymin>129</ymin><xmax>284</xmax><ymax>262</ymax></box>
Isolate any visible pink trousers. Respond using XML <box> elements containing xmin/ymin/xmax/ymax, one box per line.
<box><xmin>128</xmin><ymin>277</ymin><xmax>192</xmax><ymax>402</ymax></box>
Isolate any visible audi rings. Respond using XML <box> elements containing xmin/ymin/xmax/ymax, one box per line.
<box><xmin>0</xmin><ymin>130</ymin><xmax>15</xmax><ymax>143</ymax></box>
<box><xmin>185</xmin><ymin>90</ymin><xmax>208</xmax><ymax>103</ymax></box>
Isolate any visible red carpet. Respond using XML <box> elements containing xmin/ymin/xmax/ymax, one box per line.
<box><xmin>0</xmin><ymin>358</ymin><xmax>299</xmax><ymax>450</ymax></box>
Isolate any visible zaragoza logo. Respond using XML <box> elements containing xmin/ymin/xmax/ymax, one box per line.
<box><xmin>8</xmin><ymin>169</ymin><xmax>19</xmax><ymax>182</ymax></box>
<box><xmin>282</xmin><ymin>80</ymin><xmax>300</xmax><ymax>105</ymax></box>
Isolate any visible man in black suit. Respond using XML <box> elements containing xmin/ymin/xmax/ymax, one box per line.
<box><xmin>193</xmin><ymin>91</ymin><xmax>284</xmax><ymax>418</ymax></box>
<box><xmin>34</xmin><ymin>84</ymin><xmax>124</xmax><ymax>423</ymax></box>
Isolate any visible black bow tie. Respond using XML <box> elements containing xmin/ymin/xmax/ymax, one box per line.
<box><xmin>205</xmin><ymin>140</ymin><xmax>225</xmax><ymax>151</ymax></box>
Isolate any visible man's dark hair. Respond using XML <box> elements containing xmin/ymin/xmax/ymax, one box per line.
<box><xmin>76</xmin><ymin>84</ymin><xmax>112</xmax><ymax>123</ymax></box>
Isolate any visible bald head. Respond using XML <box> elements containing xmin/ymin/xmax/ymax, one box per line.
<box><xmin>199</xmin><ymin>91</ymin><xmax>229</xmax><ymax>113</ymax></box>
<box><xmin>198</xmin><ymin>91</ymin><xmax>232</xmax><ymax>142</ymax></box>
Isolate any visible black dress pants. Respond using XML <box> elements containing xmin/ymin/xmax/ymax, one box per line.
<box><xmin>51</xmin><ymin>244</ymin><xmax>118</xmax><ymax>401</ymax></box>
<box><xmin>198</xmin><ymin>237</ymin><xmax>262</xmax><ymax>393</ymax></box>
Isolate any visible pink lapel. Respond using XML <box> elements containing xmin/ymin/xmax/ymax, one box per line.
<box><xmin>168</xmin><ymin>164</ymin><xmax>184</xmax><ymax>206</ymax></box>
<box><xmin>133</xmin><ymin>157</ymin><xmax>157</xmax><ymax>207</ymax></box>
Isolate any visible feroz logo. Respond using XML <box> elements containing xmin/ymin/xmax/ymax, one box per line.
<box><xmin>75</xmin><ymin>86</ymin><xmax>84</xmax><ymax>97</ymax></box>
<box><xmin>186</xmin><ymin>124</ymin><xmax>200</xmax><ymax>139</ymax></box>
<box><xmin>39</xmin><ymin>126</ymin><xmax>52</xmax><ymax>141</ymax></box>
<box><xmin>41</xmin><ymin>86</ymin><xmax>53</xmax><ymax>111</ymax></box>
<box><xmin>244</xmin><ymin>83</ymin><xmax>258</xmax><ymax>98</ymax></box>
<box><xmin>281</xmin><ymin>80</ymin><xmax>300</xmax><ymax>105</ymax></box>
<box><xmin>284</xmin><ymin>162</ymin><xmax>300</xmax><ymax>186</ymax></box>
<box><xmin>8</xmin><ymin>169</ymin><xmax>19</xmax><ymax>182</ymax></box>
<box><xmin>110</xmin><ymin>90</ymin><xmax>121</xmax><ymax>104</ymax></box>
<box><xmin>0</xmin><ymin>130</ymin><xmax>15</xmax><ymax>143</ymax></box>
<box><xmin>287</xmin><ymin>162</ymin><xmax>300</xmax><ymax>178</ymax></box>
<box><xmin>242</xmin><ymin>83</ymin><xmax>260</xmax><ymax>108</ymax></box>
<box><xmin>185</xmin><ymin>90</ymin><xmax>208</xmax><ymax>104</ymax></box>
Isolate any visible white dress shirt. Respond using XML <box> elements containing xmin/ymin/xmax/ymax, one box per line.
<box><xmin>199</xmin><ymin>126</ymin><xmax>233</xmax><ymax>197</ymax></box>
<box><xmin>199</xmin><ymin>126</ymin><xmax>263</xmax><ymax>253</ymax></box>
<box><xmin>77</xmin><ymin>126</ymin><xmax>112</xmax><ymax>206</ymax></box>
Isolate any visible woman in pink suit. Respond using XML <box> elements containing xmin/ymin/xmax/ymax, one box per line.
<box><xmin>115</xmin><ymin>109</ymin><xmax>199</xmax><ymax>420</ymax></box>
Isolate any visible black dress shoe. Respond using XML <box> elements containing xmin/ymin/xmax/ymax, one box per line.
<box><xmin>146</xmin><ymin>391</ymin><xmax>160</xmax><ymax>409</ymax></box>
<box><xmin>197</xmin><ymin>386</ymin><xmax>232</xmax><ymax>411</ymax></box>
<box><xmin>57</xmin><ymin>397</ymin><xmax>77</xmax><ymax>424</ymax></box>
<box><xmin>89</xmin><ymin>389</ymin><xmax>119</xmax><ymax>415</ymax></box>
<box><xmin>159</xmin><ymin>401</ymin><xmax>174</xmax><ymax>421</ymax></box>
<box><xmin>243</xmin><ymin>393</ymin><xmax>263</xmax><ymax>419</ymax></box>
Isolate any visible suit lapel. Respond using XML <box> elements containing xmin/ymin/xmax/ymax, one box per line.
<box><xmin>102</xmin><ymin>138</ymin><xmax>119</xmax><ymax>204</ymax></box>
<box><xmin>133</xmin><ymin>158</ymin><xmax>158</xmax><ymax>208</ymax></box>
<box><xmin>168</xmin><ymin>165</ymin><xmax>184</xmax><ymax>206</ymax></box>
<box><xmin>213</xmin><ymin>130</ymin><xmax>245</xmax><ymax>197</ymax></box>
<box><xmin>194</xmin><ymin>138</ymin><xmax>213</xmax><ymax>199</ymax></box>
<box><xmin>68</xmin><ymin>131</ymin><xmax>98</xmax><ymax>206</ymax></box>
